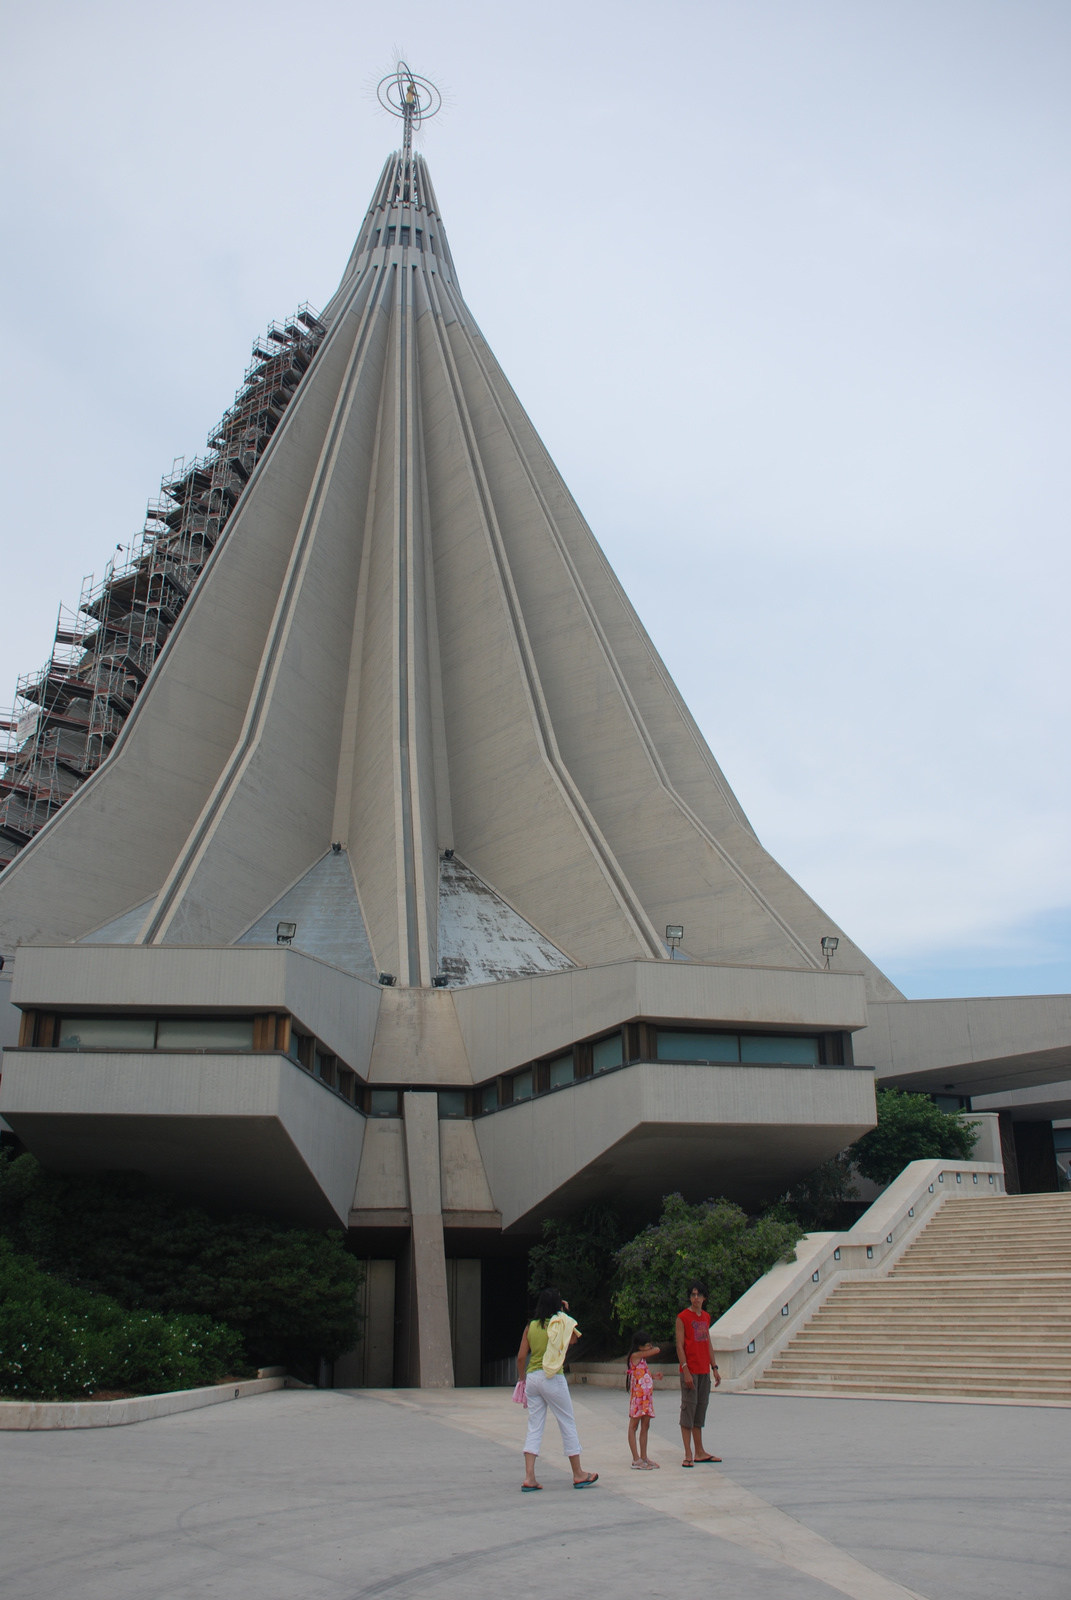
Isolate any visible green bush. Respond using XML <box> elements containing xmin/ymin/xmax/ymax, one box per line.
<box><xmin>849</xmin><ymin>1090</ymin><xmax>979</xmax><ymax>1186</ymax></box>
<box><xmin>0</xmin><ymin>1154</ymin><xmax>362</xmax><ymax>1372</ymax></box>
<box><xmin>613</xmin><ymin>1193</ymin><xmax>803</xmax><ymax>1336</ymax></box>
<box><xmin>527</xmin><ymin>1203</ymin><xmax>625</xmax><ymax>1352</ymax></box>
<box><xmin>0</xmin><ymin>1239</ymin><xmax>243</xmax><ymax>1400</ymax></box>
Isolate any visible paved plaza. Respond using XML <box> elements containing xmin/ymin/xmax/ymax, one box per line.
<box><xmin>0</xmin><ymin>1385</ymin><xmax>1067</xmax><ymax>1600</ymax></box>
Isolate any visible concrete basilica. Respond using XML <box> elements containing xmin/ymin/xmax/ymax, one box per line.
<box><xmin>2</xmin><ymin>84</ymin><xmax>1068</xmax><ymax>1384</ymax></box>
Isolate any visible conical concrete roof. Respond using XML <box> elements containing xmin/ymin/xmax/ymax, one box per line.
<box><xmin>0</xmin><ymin>149</ymin><xmax>900</xmax><ymax>1003</ymax></box>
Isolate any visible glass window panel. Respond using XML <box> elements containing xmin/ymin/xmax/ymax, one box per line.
<box><xmin>592</xmin><ymin>1035</ymin><xmax>623</xmax><ymax>1073</ymax></box>
<box><xmin>438</xmin><ymin>1091</ymin><xmax>467</xmax><ymax>1119</ymax></box>
<box><xmin>369</xmin><ymin>1089</ymin><xmax>400</xmax><ymax>1117</ymax></box>
<box><xmin>57</xmin><ymin>1016</ymin><xmax>156</xmax><ymax>1050</ymax></box>
<box><xmin>740</xmin><ymin>1035</ymin><xmax>819</xmax><ymax>1064</ymax></box>
<box><xmin>656</xmin><ymin>1031</ymin><xmax>738</xmax><ymax>1062</ymax></box>
<box><xmin>512</xmin><ymin>1069</ymin><xmax>533</xmax><ymax>1101</ymax></box>
<box><xmin>547</xmin><ymin>1052</ymin><xmax>574</xmax><ymax>1088</ymax></box>
<box><xmin>156</xmin><ymin>1018</ymin><xmax>254</xmax><ymax>1050</ymax></box>
<box><xmin>480</xmin><ymin>1083</ymin><xmax>499</xmax><ymax>1114</ymax></box>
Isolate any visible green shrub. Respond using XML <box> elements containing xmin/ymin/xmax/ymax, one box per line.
<box><xmin>0</xmin><ymin>1240</ymin><xmax>243</xmax><ymax>1399</ymax></box>
<box><xmin>527</xmin><ymin>1203</ymin><xmax>625</xmax><ymax>1352</ymax></box>
<box><xmin>0</xmin><ymin>1154</ymin><xmax>362</xmax><ymax>1372</ymax></box>
<box><xmin>849</xmin><ymin>1090</ymin><xmax>979</xmax><ymax>1186</ymax></box>
<box><xmin>613</xmin><ymin>1193</ymin><xmax>803</xmax><ymax>1336</ymax></box>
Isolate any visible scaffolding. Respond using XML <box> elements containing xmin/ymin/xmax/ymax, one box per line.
<box><xmin>0</xmin><ymin>305</ymin><xmax>326</xmax><ymax>871</ymax></box>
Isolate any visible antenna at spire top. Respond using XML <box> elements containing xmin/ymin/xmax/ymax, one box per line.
<box><xmin>377</xmin><ymin>63</ymin><xmax>441</xmax><ymax>144</ymax></box>
<box><xmin>377</xmin><ymin>63</ymin><xmax>442</xmax><ymax>207</ymax></box>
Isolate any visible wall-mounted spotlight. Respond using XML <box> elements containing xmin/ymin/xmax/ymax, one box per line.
<box><xmin>666</xmin><ymin>924</ymin><xmax>684</xmax><ymax>960</ymax></box>
<box><xmin>378</xmin><ymin>972</ymin><xmax>397</xmax><ymax>987</ymax></box>
<box><xmin>432</xmin><ymin>974</ymin><xmax>449</xmax><ymax>988</ymax></box>
<box><xmin>276</xmin><ymin>921</ymin><xmax>297</xmax><ymax>946</ymax></box>
<box><xmin>442</xmin><ymin>848</ymin><xmax>455</xmax><ymax>860</ymax></box>
<box><xmin>331</xmin><ymin>841</ymin><xmax>343</xmax><ymax>854</ymax></box>
<box><xmin>821</xmin><ymin>936</ymin><xmax>839</xmax><ymax>969</ymax></box>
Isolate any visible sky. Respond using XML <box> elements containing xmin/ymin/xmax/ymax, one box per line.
<box><xmin>1</xmin><ymin>0</ymin><xmax>1068</xmax><ymax>999</ymax></box>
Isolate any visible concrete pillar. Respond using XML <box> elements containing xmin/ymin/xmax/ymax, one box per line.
<box><xmin>402</xmin><ymin>1091</ymin><xmax>454</xmax><ymax>1386</ymax></box>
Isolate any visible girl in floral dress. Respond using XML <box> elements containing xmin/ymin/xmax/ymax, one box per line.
<box><xmin>626</xmin><ymin>1328</ymin><xmax>667</xmax><ymax>1469</ymax></box>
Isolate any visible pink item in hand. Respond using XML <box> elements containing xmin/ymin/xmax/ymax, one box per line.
<box><xmin>511</xmin><ymin>1380</ymin><xmax>528</xmax><ymax>1407</ymax></box>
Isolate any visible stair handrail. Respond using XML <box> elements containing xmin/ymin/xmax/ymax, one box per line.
<box><xmin>710</xmin><ymin>1157</ymin><xmax>1005</xmax><ymax>1390</ymax></box>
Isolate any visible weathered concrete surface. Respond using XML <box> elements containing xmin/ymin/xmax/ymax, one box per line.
<box><xmin>0</xmin><ymin>1385</ymin><xmax>1067</xmax><ymax>1600</ymax></box>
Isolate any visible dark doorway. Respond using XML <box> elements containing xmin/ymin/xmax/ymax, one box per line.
<box><xmin>1012</xmin><ymin>1121</ymin><xmax>1060</xmax><ymax>1193</ymax></box>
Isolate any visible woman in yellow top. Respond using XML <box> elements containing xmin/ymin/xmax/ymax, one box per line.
<box><xmin>516</xmin><ymin>1288</ymin><xmax>598</xmax><ymax>1492</ymax></box>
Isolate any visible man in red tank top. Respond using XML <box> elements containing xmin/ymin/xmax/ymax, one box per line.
<box><xmin>675</xmin><ymin>1282</ymin><xmax>721</xmax><ymax>1465</ymax></box>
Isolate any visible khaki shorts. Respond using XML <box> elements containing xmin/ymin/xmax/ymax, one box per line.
<box><xmin>679</xmin><ymin>1370</ymin><xmax>711</xmax><ymax>1429</ymax></box>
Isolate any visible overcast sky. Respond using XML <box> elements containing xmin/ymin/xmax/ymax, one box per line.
<box><xmin>2</xmin><ymin>0</ymin><xmax>1068</xmax><ymax>998</ymax></box>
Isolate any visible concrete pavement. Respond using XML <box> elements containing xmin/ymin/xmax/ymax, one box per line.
<box><xmin>0</xmin><ymin>1384</ymin><xmax>1066</xmax><ymax>1600</ymax></box>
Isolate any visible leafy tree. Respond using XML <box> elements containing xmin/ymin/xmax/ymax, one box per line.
<box><xmin>0</xmin><ymin>1238</ymin><xmax>243</xmax><ymax>1399</ymax></box>
<box><xmin>613</xmin><ymin>1193</ymin><xmax>802</xmax><ymax>1337</ymax></box>
<box><xmin>527</xmin><ymin>1203</ymin><xmax>625</xmax><ymax>1352</ymax></box>
<box><xmin>0</xmin><ymin>1153</ymin><xmax>362</xmax><ymax>1373</ymax></box>
<box><xmin>849</xmin><ymin>1090</ymin><xmax>979</xmax><ymax>1186</ymax></box>
<box><xmin>774</xmin><ymin>1154</ymin><xmax>860</xmax><ymax>1232</ymax></box>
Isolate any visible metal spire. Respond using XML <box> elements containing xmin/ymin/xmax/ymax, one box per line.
<box><xmin>377</xmin><ymin>63</ymin><xmax>441</xmax><ymax>207</ymax></box>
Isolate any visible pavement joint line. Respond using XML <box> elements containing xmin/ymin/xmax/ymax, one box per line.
<box><xmin>744</xmin><ymin>1389</ymin><xmax>1071</xmax><ymax>1408</ymax></box>
<box><xmin>358</xmin><ymin>1388</ymin><xmax>932</xmax><ymax>1600</ymax></box>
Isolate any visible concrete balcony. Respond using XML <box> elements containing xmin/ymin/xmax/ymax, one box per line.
<box><xmin>473</xmin><ymin>1058</ymin><xmax>876</xmax><ymax>1230</ymax></box>
<box><xmin>0</xmin><ymin>1047</ymin><xmax>364</xmax><ymax>1226</ymax></box>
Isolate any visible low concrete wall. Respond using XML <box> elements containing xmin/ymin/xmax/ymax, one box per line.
<box><xmin>0</xmin><ymin>1375</ymin><xmax>286</xmax><ymax>1431</ymax></box>
<box><xmin>710</xmin><ymin>1158</ymin><xmax>1006</xmax><ymax>1390</ymax></box>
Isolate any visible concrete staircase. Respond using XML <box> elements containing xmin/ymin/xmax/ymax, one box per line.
<box><xmin>754</xmin><ymin>1194</ymin><xmax>1071</xmax><ymax>1402</ymax></box>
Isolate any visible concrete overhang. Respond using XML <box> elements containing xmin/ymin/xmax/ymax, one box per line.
<box><xmin>972</xmin><ymin>1079</ymin><xmax>1071</xmax><ymax>1124</ymax></box>
<box><xmin>859</xmin><ymin>995</ymin><xmax>1071</xmax><ymax>1099</ymax></box>
<box><xmin>7</xmin><ymin>945</ymin><xmax>381</xmax><ymax>1078</ymax></box>
<box><xmin>474</xmin><ymin>1059</ymin><xmax>876</xmax><ymax>1230</ymax></box>
<box><xmin>452</xmin><ymin>960</ymin><xmax>868</xmax><ymax>1081</ymax></box>
<box><xmin>0</xmin><ymin>1047</ymin><xmax>364</xmax><ymax>1226</ymax></box>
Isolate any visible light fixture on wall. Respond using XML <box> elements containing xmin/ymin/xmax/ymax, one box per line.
<box><xmin>379</xmin><ymin>973</ymin><xmax>397</xmax><ymax>987</ymax></box>
<box><xmin>276</xmin><ymin>921</ymin><xmax>297</xmax><ymax>945</ymax></box>
<box><xmin>821</xmin><ymin>936</ymin><xmax>839</xmax><ymax>969</ymax></box>
<box><xmin>666</xmin><ymin>925</ymin><xmax>684</xmax><ymax>960</ymax></box>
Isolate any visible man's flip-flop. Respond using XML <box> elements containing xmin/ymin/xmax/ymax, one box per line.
<box><xmin>681</xmin><ymin>1460</ymin><xmax>695</xmax><ymax>1467</ymax></box>
<box><xmin>521</xmin><ymin>1484</ymin><xmax>543</xmax><ymax>1492</ymax></box>
<box><xmin>572</xmin><ymin>1474</ymin><xmax>599</xmax><ymax>1489</ymax></box>
<box><xmin>695</xmin><ymin>1455</ymin><xmax>722</xmax><ymax>1463</ymax></box>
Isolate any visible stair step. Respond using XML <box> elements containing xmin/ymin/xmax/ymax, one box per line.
<box><xmin>751</xmin><ymin>1195</ymin><xmax>1071</xmax><ymax>1401</ymax></box>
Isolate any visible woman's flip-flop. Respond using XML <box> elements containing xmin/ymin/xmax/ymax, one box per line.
<box><xmin>695</xmin><ymin>1455</ymin><xmax>722</xmax><ymax>1463</ymax></box>
<box><xmin>521</xmin><ymin>1484</ymin><xmax>543</xmax><ymax>1492</ymax></box>
<box><xmin>572</xmin><ymin>1474</ymin><xmax>599</xmax><ymax>1488</ymax></box>
<box><xmin>681</xmin><ymin>1460</ymin><xmax>695</xmax><ymax>1467</ymax></box>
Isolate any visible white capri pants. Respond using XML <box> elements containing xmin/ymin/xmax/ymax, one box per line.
<box><xmin>523</xmin><ymin>1370</ymin><xmax>582</xmax><ymax>1458</ymax></box>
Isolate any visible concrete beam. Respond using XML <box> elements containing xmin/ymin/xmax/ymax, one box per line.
<box><xmin>858</xmin><ymin>995</ymin><xmax>1071</xmax><ymax>1098</ymax></box>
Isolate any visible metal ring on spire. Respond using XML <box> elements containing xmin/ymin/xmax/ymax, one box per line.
<box><xmin>376</xmin><ymin>65</ymin><xmax>442</xmax><ymax>126</ymax></box>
